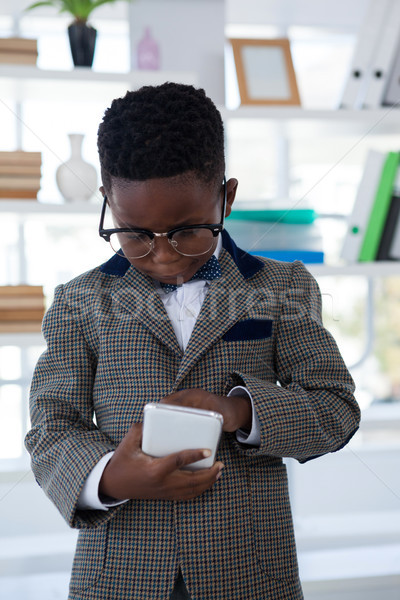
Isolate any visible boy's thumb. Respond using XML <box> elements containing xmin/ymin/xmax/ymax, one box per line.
<box><xmin>127</xmin><ymin>422</ymin><xmax>143</xmax><ymax>448</ymax></box>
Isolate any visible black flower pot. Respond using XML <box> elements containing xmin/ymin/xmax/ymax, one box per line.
<box><xmin>68</xmin><ymin>22</ymin><xmax>97</xmax><ymax>68</ymax></box>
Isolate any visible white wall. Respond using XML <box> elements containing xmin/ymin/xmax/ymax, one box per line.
<box><xmin>226</xmin><ymin>0</ymin><xmax>369</xmax><ymax>29</ymax></box>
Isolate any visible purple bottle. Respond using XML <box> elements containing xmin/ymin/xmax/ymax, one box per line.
<box><xmin>137</xmin><ymin>27</ymin><xmax>160</xmax><ymax>70</ymax></box>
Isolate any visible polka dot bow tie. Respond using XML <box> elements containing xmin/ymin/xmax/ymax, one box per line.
<box><xmin>160</xmin><ymin>255</ymin><xmax>222</xmax><ymax>293</ymax></box>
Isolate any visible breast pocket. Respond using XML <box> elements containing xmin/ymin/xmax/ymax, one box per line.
<box><xmin>217</xmin><ymin>319</ymin><xmax>274</xmax><ymax>382</ymax></box>
<box><xmin>222</xmin><ymin>318</ymin><xmax>273</xmax><ymax>342</ymax></box>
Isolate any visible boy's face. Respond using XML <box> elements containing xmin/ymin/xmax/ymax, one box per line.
<box><xmin>102</xmin><ymin>175</ymin><xmax>237</xmax><ymax>285</ymax></box>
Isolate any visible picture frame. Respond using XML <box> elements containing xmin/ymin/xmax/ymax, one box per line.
<box><xmin>229</xmin><ymin>38</ymin><xmax>301</xmax><ymax>106</ymax></box>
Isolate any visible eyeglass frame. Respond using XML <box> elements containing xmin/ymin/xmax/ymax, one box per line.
<box><xmin>98</xmin><ymin>176</ymin><xmax>227</xmax><ymax>258</ymax></box>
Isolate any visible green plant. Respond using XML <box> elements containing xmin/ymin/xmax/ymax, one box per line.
<box><xmin>25</xmin><ymin>0</ymin><xmax>130</xmax><ymax>25</ymax></box>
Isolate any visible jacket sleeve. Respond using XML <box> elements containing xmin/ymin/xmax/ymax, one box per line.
<box><xmin>228</xmin><ymin>261</ymin><xmax>360</xmax><ymax>463</ymax></box>
<box><xmin>25</xmin><ymin>284</ymin><xmax>124</xmax><ymax>529</ymax></box>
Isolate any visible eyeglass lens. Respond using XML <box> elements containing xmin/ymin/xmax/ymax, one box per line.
<box><xmin>109</xmin><ymin>227</ymin><xmax>216</xmax><ymax>259</ymax></box>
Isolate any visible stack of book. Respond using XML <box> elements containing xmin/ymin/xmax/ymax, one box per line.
<box><xmin>0</xmin><ymin>151</ymin><xmax>42</xmax><ymax>199</ymax></box>
<box><xmin>0</xmin><ymin>286</ymin><xmax>45</xmax><ymax>333</ymax></box>
<box><xmin>341</xmin><ymin>149</ymin><xmax>400</xmax><ymax>262</ymax></box>
<box><xmin>0</xmin><ymin>37</ymin><xmax>38</xmax><ymax>65</ymax></box>
<box><xmin>227</xmin><ymin>206</ymin><xmax>324</xmax><ymax>263</ymax></box>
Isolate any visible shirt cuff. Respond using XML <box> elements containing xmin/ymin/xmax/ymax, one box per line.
<box><xmin>228</xmin><ymin>385</ymin><xmax>261</xmax><ymax>447</ymax></box>
<box><xmin>76</xmin><ymin>452</ymin><xmax>128</xmax><ymax>511</ymax></box>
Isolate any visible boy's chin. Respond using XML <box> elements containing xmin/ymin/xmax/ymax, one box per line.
<box><xmin>131</xmin><ymin>261</ymin><xmax>199</xmax><ymax>285</ymax></box>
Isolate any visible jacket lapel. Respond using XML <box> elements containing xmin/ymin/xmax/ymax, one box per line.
<box><xmin>111</xmin><ymin>265</ymin><xmax>183</xmax><ymax>358</ymax></box>
<box><xmin>173</xmin><ymin>242</ymin><xmax>263</xmax><ymax>387</ymax></box>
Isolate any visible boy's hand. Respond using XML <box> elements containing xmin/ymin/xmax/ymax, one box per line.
<box><xmin>161</xmin><ymin>389</ymin><xmax>252</xmax><ymax>433</ymax></box>
<box><xmin>99</xmin><ymin>423</ymin><xmax>223</xmax><ymax>502</ymax></box>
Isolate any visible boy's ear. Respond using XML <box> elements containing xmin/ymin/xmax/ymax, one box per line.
<box><xmin>225</xmin><ymin>178</ymin><xmax>238</xmax><ymax>218</ymax></box>
<box><xmin>99</xmin><ymin>185</ymin><xmax>106</xmax><ymax>198</ymax></box>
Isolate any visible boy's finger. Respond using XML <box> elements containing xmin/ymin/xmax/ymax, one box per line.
<box><xmin>158</xmin><ymin>448</ymin><xmax>213</xmax><ymax>474</ymax></box>
<box><xmin>125</xmin><ymin>422</ymin><xmax>143</xmax><ymax>449</ymax></box>
<box><xmin>176</xmin><ymin>461</ymin><xmax>224</xmax><ymax>498</ymax></box>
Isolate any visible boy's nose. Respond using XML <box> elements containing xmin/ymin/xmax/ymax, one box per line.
<box><xmin>151</xmin><ymin>236</ymin><xmax>178</xmax><ymax>261</ymax></box>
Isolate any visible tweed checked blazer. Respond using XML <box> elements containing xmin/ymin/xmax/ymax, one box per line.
<box><xmin>26</xmin><ymin>230</ymin><xmax>360</xmax><ymax>600</ymax></box>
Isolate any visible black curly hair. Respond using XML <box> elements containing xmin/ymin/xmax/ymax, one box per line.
<box><xmin>97</xmin><ymin>82</ymin><xmax>225</xmax><ymax>194</ymax></box>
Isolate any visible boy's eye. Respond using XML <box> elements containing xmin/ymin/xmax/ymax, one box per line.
<box><xmin>125</xmin><ymin>231</ymin><xmax>150</xmax><ymax>242</ymax></box>
<box><xmin>176</xmin><ymin>228</ymin><xmax>196</xmax><ymax>238</ymax></box>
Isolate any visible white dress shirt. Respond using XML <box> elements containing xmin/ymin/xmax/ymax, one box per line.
<box><xmin>77</xmin><ymin>237</ymin><xmax>260</xmax><ymax>510</ymax></box>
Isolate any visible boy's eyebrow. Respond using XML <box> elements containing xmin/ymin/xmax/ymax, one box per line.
<box><xmin>115</xmin><ymin>216</ymin><xmax>212</xmax><ymax>231</ymax></box>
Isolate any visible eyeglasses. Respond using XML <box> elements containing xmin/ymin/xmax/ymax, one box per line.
<box><xmin>99</xmin><ymin>177</ymin><xmax>227</xmax><ymax>259</ymax></box>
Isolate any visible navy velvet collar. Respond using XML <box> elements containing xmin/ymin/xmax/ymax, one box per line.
<box><xmin>99</xmin><ymin>251</ymin><xmax>130</xmax><ymax>276</ymax></box>
<box><xmin>221</xmin><ymin>229</ymin><xmax>264</xmax><ymax>279</ymax></box>
<box><xmin>99</xmin><ymin>229</ymin><xmax>264</xmax><ymax>280</ymax></box>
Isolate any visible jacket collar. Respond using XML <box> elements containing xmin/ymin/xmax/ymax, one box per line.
<box><xmin>221</xmin><ymin>229</ymin><xmax>264</xmax><ymax>279</ymax></box>
<box><xmin>99</xmin><ymin>252</ymin><xmax>130</xmax><ymax>276</ymax></box>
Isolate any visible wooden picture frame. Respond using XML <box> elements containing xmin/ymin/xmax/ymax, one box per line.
<box><xmin>229</xmin><ymin>38</ymin><xmax>301</xmax><ymax>106</ymax></box>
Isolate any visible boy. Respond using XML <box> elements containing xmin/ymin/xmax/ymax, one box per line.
<box><xmin>26</xmin><ymin>83</ymin><xmax>360</xmax><ymax>600</ymax></box>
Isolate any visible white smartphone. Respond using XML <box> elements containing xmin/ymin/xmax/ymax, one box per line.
<box><xmin>141</xmin><ymin>403</ymin><xmax>223</xmax><ymax>470</ymax></box>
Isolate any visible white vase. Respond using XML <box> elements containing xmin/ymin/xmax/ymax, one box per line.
<box><xmin>56</xmin><ymin>133</ymin><xmax>97</xmax><ymax>203</ymax></box>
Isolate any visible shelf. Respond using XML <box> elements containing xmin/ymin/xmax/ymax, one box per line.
<box><xmin>361</xmin><ymin>403</ymin><xmax>400</xmax><ymax>430</ymax></box>
<box><xmin>0</xmin><ymin>200</ymin><xmax>101</xmax><ymax>214</ymax></box>
<box><xmin>0</xmin><ymin>332</ymin><xmax>44</xmax><ymax>346</ymax></box>
<box><xmin>0</xmin><ymin>65</ymin><xmax>197</xmax><ymax>103</ymax></box>
<box><xmin>221</xmin><ymin>106</ymin><xmax>400</xmax><ymax>136</ymax></box>
<box><xmin>308</xmin><ymin>262</ymin><xmax>400</xmax><ymax>277</ymax></box>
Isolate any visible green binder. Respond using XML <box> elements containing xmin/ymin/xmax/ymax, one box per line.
<box><xmin>359</xmin><ymin>151</ymin><xmax>400</xmax><ymax>262</ymax></box>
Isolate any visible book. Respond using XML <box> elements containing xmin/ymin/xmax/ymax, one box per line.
<box><xmin>0</xmin><ymin>285</ymin><xmax>44</xmax><ymax>296</ymax></box>
<box><xmin>376</xmin><ymin>194</ymin><xmax>400</xmax><ymax>260</ymax></box>
<box><xmin>0</xmin><ymin>286</ymin><xmax>45</xmax><ymax>324</ymax></box>
<box><xmin>0</xmin><ymin>151</ymin><xmax>42</xmax><ymax>166</ymax></box>
<box><xmin>0</xmin><ymin>189</ymin><xmax>39</xmax><ymax>199</ymax></box>
<box><xmin>361</xmin><ymin>0</ymin><xmax>400</xmax><ymax>108</ymax></box>
<box><xmin>229</xmin><ymin>208</ymin><xmax>317</xmax><ymax>224</ymax></box>
<box><xmin>226</xmin><ymin>219</ymin><xmax>323</xmax><ymax>255</ymax></box>
<box><xmin>250</xmin><ymin>250</ymin><xmax>324</xmax><ymax>263</ymax></box>
<box><xmin>341</xmin><ymin>150</ymin><xmax>387</xmax><ymax>262</ymax></box>
<box><xmin>382</xmin><ymin>35</ymin><xmax>400</xmax><ymax>106</ymax></box>
<box><xmin>0</xmin><ymin>321</ymin><xmax>42</xmax><ymax>333</ymax></box>
<box><xmin>358</xmin><ymin>151</ymin><xmax>400</xmax><ymax>261</ymax></box>
<box><xmin>0</xmin><ymin>52</ymin><xmax>37</xmax><ymax>65</ymax></box>
<box><xmin>381</xmin><ymin>168</ymin><xmax>400</xmax><ymax>259</ymax></box>
<box><xmin>0</xmin><ymin>37</ymin><xmax>37</xmax><ymax>53</ymax></box>
<box><xmin>0</xmin><ymin>296</ymin><xmax>45</xmax><ymax>309</ymax></box>
<box><xmin>0</xmin><ymin>309</ymin><xmax>45</xmax><ymax>321</ymax></box>
<box><xmin>0</xmin><ymin>176</ymin><xmax>41</xmax><ymax>189</ymax></box>
<box><xmin>0</xmin><ymin>164</ymin><xmax>41</xmax><ymax>176</ymax></box>
<box><xmin>387</xmin><ymin>211</ymin><xmax>400</xmax><ymax>259</ymax></box>
<box><xmin>339</xmin><ymin>0</ymin><xmax>391</xmax><ymax>109</ymax></box>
